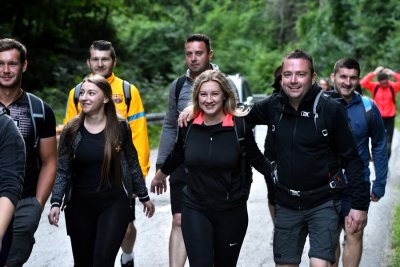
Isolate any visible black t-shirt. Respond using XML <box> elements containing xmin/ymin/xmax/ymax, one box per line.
<box><xmin>73</xmin><ymin>126</ymin><xmax>118</xmax><ymax>193</ymax></box>
<box><xmin>0</xmin><ymin>92</ymin><xmax>56</xmax><ymax>198</ymax></box>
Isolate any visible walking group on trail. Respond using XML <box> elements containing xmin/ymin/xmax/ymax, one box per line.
<box><xmin>0</xmin><ymin>34</ymin><xmax>397</xmax><ymax>267</ymax></box>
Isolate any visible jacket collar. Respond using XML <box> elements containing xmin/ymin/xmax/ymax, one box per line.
<box><xmin>106</xmin><ymin>73</ymin><xmax>116</xmax><ymax>84</ymax></box>
<box><xmin>193</xmin><ymin>112</ymin><xmax>234</xmax><ymax>127</ymax></box>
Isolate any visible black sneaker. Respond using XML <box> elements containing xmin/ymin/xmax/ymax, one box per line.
<box><xmin>121</xmin><ymin>254</ymin><xmax>134</xmax><ymax>267</ymax></box>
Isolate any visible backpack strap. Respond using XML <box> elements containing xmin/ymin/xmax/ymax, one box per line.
<box><xmin>233</xmin><ymin>116</ymin><xmax>250</xmax><ymax>188</ymax></box>
<box><xmin>360</xmin><ymin>95</ymin><xmax>373</xmax><ymax>135</ymax></box>
<box><xmin>73</xmin><ymin>82</ymin><xmax>82</xmax><ymax>112</ymax></box>
<box><xmin>27</xmin><ymin>93</ymin><xmax>45</xmax><ymax>170</ymax></box>
<box><xmin>313</xmin><ymin>91</ymin><xmax>330</xmax><ymax>137</ymax></box>
<box><xmin>123</xmin><ymin>80</ymin><xmax>132</xmax><ymax>113</ymax></box>
<box><xmin>27</xmin><ymin>93</ymin><xmax>45</xmax><ymax>150</ymax></box>
<box><xmin>175</xmin><ymin>75</ymin><xmax>187</xmax><ymax>107</ymax></box>
<box><xmin>374</xmin><ymin>84</ymin><xmax>396</xmax><ymax>104</ymax></box>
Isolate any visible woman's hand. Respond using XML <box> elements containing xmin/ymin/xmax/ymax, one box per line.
<box><xmin>142</xmin><ymin>200</ymin><xmax>155</xmax><ymax>218</ymax></box>
<box><xmin>48</xmin><ymin>206</ymin><xmax>60</xmax><ymax>227</ymax></box>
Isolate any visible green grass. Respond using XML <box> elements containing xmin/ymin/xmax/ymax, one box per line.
<box><xmin>389</xmin><ymin>205</ymin><xmax>400</xmax><ymax>267</ymax></box>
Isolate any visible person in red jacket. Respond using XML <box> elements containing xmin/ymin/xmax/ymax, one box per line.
<box><xmin>360</xmin><ymin>66</ymin><xmax>400</xmax><ymax>158</ymax></box>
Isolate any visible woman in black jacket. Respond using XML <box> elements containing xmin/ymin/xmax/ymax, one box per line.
<box><xmin>151</xmin><ymin>70</ymin><xmax>270</xmax><ymax>267</ymax></box>
<box><xmin>48</xmin><ymin>75</ymin><xmax>154</xmax><ymax>267</ymax></box>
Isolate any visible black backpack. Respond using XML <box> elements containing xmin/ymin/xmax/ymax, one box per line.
<box><xmin>26</xmin><ymin>93</ymin><xmax>45</xmax><ymax>168</ymax></box>
<box><xmin>174</xmin><ymin>75</ymin><xmax>187</xmax><ymax>107</ymax></box>
<box><xmin>73</xmin><ymin>80</ymin><xmax>132</xmax><ymax>112</ymax></box>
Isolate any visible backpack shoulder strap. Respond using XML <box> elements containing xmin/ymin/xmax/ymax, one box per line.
<box><xmin>389</xmin><ymin>85</ymin><xmax>396</xmax><ymax>104</ymax></box>
<box><xmin>373</xmin><ymin>84</ymin><xmax>379</xmax><ymax>98</ymax></box>
<box><xmin>175</xmin><ymin>75</ymin><xmax>187</xmax><ymax>107</ymax></box>
<box><xmin>233</xmin><ymin>116</ymin><xmax>248</xmax><ymax>180</ymax></box>
<box><xmin>123</xmin><ymin>80</ymin><xmax>132</xmax><ymax>113</ymax></box>
<box><xmin>181</xmin><ymin>121</ymin><xmax>193</xmax><ymax>150</ymax></box>
<box><xmin>27</xmin><ymin>93</ymin><xmax>45</xmax><ymax>149</ymax></box>
<box><xmin>313</xmin><ymin>91</ymin><xmax>330</xmax><ymax>137</ymax></box>
<box><xmin>361</xmin><ymin>95</ymin><xmax>373</xmax><ymax>135</ymax></box>
<box><xmin>73</xmin><ymin>82</ymin><xmax>82</xmax><ymax>111</ymax></box>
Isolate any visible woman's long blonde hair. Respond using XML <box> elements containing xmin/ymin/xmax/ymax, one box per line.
<box><xmin>64</xmin><ymin>74</ymin><xmax>122</xmax><ymax>189</ymax></box>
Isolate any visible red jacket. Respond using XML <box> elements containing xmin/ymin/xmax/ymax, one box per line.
<box><xmin>360</xmin><ymin>72</ymin><xmax>400</xmax><ymax>117</ymax></box>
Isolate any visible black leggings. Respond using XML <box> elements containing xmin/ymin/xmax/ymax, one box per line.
<box><xmin>65</xmin><ymin>189</ymin><xmax>132</xmax><ymax>267</ymax></box>
<box><xmin>181</xmin><ymin>204</ymin><xmax>248</xmax><ymax>267</ymax></box>
<box><xmin>383</xmin><ymin>116</ymin><xmax>395</xmax><ymax>159</ymax></box>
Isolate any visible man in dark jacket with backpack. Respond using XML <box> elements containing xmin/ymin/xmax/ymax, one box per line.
<box><xmin>246</xmin><ymin>49</ymin><xmax>369</xmax><ymax>266</ymax></box>
<box><xmin>0</xmin><ymin>38</ymin><xmax>57</xmax><ymax>267</ymax></box>
<box><xmin>329</xmin><ymin>58</ymin><xmax>388</xmax><ymax>267</ymax></box>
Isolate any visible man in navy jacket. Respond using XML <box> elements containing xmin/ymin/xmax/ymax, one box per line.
<box><xmin>330</xmin><ymin>58</ymin><xmax>388</xmax><ymax>267</ymax></box>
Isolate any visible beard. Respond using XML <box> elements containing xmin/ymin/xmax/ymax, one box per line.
<box><xmin>0</xmin><ymin>74</ymin><xmax>22</xmax><ymax>89</ymax></box>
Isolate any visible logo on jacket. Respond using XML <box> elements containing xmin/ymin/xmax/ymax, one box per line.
<box><xmin>113</xmin><ymin>94</ymin><xmax>123</xmax><ymax>103</ymax></box>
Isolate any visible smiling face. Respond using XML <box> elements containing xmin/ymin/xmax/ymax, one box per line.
<box><xmin>79</xmin><ymin>80</ymin><xmax>109</xmax><ymax>116</ymax></box>
<box><xmin>331</xmin><ymin>67</ymin><xmax>359</xmax><ymax>102</ymax></box>
<box><xmin>87</xmin><ymin>49</ymin><xmax>116</xmax><ymax>78</ymax></box>
<box><xmin>185</xmin><ymin>41</ymin><xmax>213</xmax><ymax>79</ymax></box>
<box><xmin>281</xmin><ymin>58</ymin><xmax>316</xmax><ymax>108</ymax></box>
<box><xmin>0</xmin><ymin>48</ymin><xmax>27</xmax><ymax>89</ymax></box>
<box><xmin>198</xmin><ymin>80</ymin><xmax>225</xmax><ymax>121</ymax></box>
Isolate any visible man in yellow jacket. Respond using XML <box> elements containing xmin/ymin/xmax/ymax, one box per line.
<box><xmin>64</xmin><ymin>40</ymin><xmax>149</xmax><ymax>267</ymax></box>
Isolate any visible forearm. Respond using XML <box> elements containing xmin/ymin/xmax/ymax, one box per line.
<box><xmin>36</xmin><ymin>160</ymin><xmax>56</xmax><ymax>208</ymax></box>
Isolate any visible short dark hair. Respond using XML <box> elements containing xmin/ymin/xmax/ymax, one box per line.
<box><xmin>0</xmin><ymin>38</ymin><xmax>27</xmax><ymax>63</ymax></box>
<box><xmin>282</xmin><ymin>49</ymin><xmax>314</xmax><ymax>74</ymax></box>
<box><xmin>186</xmin><ymin>34</ymin><xmax>212</xmax><ymax>53</ymax></box>
<box><xmin>89</xmin><ymin>40</ymin><xmax>116</xmax><ymax>61</ymax></box>
<box><xmin>333</xmin><ymin>58</ymin><xmax>361</xmax><ymax>77</ymax></box>
<box><xmin>377</xmin><ymin>72</ymin><xmax>389</xmax><ymax>81</ymax></box>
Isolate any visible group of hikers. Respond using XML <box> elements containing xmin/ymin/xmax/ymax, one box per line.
<box><xmin>0</xmin><ymin>33</ymin><xmax>398</xmax><ymax>267</ymax></box>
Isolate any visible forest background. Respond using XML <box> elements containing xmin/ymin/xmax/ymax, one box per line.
<box><xmin>2</xmin><ymin>0</ymin><xmax>400</xmax><ymax>125</ymax></box>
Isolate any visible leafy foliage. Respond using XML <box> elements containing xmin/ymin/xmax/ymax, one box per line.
<box><xmin>1</xmin><ymin>0</ymin><xmax>400</xmax><ymax>118</ymax></box>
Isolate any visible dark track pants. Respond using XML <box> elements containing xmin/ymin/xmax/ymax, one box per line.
<box><xmin>383</xmin><ymin>116</ymin><xmax>395</xmax><ymax>159</ymax></box>
<box><xmin>65</xmin><ymin>189</ymin><xmax>132</xmax><ymax>267</ymax></box>
<box><xmin>181</xmin><ymin>203</ymin><xmax>248</xmax><ymax>267</ymax></box>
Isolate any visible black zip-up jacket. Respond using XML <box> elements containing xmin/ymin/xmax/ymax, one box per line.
<box><xmin>246</xmin><ymin>85</ymin><xmax>369</xmax><ymax>210</ymax></box>
<box><xmin>161</xmin><ymin>114</ymin><xmax>270</xmax><ymax>211</ymax></box>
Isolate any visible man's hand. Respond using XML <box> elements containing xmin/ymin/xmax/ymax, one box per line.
<box><xmin>384</xmin><ymin>68</ymin><xmax>395</xmax><ymax>76</ymax></box>
<box><xmin>346</xmin><ymin>209</ymin><xmax>368</xmax><ymax>234</ymax></box>
<box><xmin>370</xmin><ymin>193</ymin><xmax>380</xmax><ymax>202</ymax></box>
<box><xmin>150</xmin><ymin>170</ymin><xmax>168</xmax><ymax>195</ymax></box>
<box><xmin>178</xmin><ymin>105</ymin><xmax>194</xmax><ymax>127</ymax></box>
<box><xmin>374</xmin><ymin>66</ymin><xmax>384</xmax><ymax>74</ymax></box>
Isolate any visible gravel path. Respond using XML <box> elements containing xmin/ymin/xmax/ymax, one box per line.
<box><xmin>25</xmin><ymin>127</ymin><xmax>399</xmax><ymax>266</ymax></box>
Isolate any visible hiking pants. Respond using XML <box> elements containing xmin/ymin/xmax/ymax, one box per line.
<box><xmin>181</xmin><ymin>203</ymin><xmax>248</xmax><ymax>267</ymax></box>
